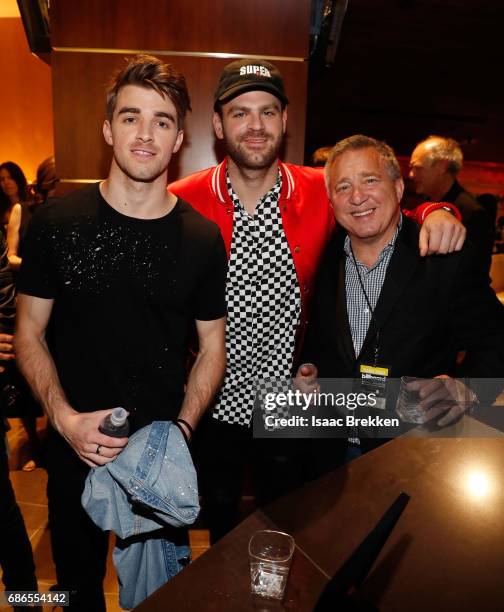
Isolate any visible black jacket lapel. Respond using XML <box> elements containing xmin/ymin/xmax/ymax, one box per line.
<box><xmin>358</xmin><ymin>218</ymin><xmax>420</xmax><ymax>360</ymax></box>
<box><xmin>336</xmin><ymin>255</ymin><xmax>357</xmax><ymax>367</ymax></box>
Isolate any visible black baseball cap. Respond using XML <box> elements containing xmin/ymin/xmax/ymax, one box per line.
<box><xmin>213</xmin><ymin>59</ymin><xmax>289</xmax><ymax>110</ymax></box>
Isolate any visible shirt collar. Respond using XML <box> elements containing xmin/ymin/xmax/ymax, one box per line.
<box><xmin>344</xmin><ymin>213</ymin><xmax>403</xmax><ymax>266</ymax></box>
<box><xmin>226</xmin><ymin>169</ymin><xmax>282</xmax><ymax>213</ymax></box>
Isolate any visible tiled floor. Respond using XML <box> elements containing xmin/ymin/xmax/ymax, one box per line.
<box><xmin>1</xmin><ymin>418</ymin><xmax>210</xmax><ymax>611</ymax></box>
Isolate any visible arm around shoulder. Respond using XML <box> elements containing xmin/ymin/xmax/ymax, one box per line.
<box><xmin>415</xmin><ymin>206</ymin><xmax>466</xmax><ymax>256</ymax></box>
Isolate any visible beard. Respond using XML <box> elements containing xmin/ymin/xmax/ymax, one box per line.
<box><xmin>223</xmin><ymin>129</ymin><xmax>283</xmax><ymax>171</ymax></box>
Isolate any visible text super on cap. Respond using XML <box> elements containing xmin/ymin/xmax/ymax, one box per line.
<box><xmin>214</xmin><ymin>59</ymin><xmax>289</xmax><ymax>110</ymax></box>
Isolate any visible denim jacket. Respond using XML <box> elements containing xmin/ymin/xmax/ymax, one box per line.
<box><xmin>82</xmin><ymin>421</ymin><xmax>199</xmax><ymax>609</ymax></box>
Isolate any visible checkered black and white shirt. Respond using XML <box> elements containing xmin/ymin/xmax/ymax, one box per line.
<box><xmin>213</xmin><ymin>170</ymin><xmax>301</xmax><ymax>425</ymax></box>
<box><xmin>344</xmin><ymin>216</ymin><xmax>402</xmax><ymax>357</ymax></box>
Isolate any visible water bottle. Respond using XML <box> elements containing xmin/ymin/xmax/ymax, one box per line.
<box><xmin>99</xmin><ymin>407</ymin><xmax>130</xmax><ymax>438</ymax></box>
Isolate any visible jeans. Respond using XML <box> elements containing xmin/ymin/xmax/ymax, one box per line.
<box><xmin>0</xmin><ymin>432</ymin><xmax>38</xmax><ymax>592</ymax></box>
<box><xmin>45</xmin><ymin>428</ymin><xmax>109</xmax><ymax>612</ymax></box>
<box><xmin>82</xmin><ymin>421</ymin><xmax>197</xmax><ymax>609</ymax></box>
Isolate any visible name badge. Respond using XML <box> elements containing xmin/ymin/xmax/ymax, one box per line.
<box><xmin>359</xmin><ymin>363</ymin><xmax>390</xmax><ymax>410</ymax></box>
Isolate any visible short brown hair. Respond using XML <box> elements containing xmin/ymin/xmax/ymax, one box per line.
<box><xmin>325</xmin><ymin>134</ymin><xmax>402</xmax><ymax>194</ymax></box>
<box><xmin>106</xmin><ymin>55</ymin><xmax>191</xmax><ymax>128</ymax></box>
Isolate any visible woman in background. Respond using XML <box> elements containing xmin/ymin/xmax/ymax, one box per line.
<box><xmin>0</xmin><ymin>161</ymin><xmax>43</xmax><ymax>471</ymax></box>
<box><xmin>5</xmin><ymin>158</ymin><xmax>57</xmax><ymax>272</ymax></box>
<box><xmin>0</xmin><ymin>161</ymin><xmax>29</xmax><ymax>239</ymax></box>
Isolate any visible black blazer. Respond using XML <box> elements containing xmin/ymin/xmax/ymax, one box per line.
<box><xmin>302</xmin><ymin>216</ymin><xmax>504</xmax><ymax>397</ymax></box>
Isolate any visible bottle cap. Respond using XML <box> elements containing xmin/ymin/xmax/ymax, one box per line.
<box><xmin>110</xmin><ymin>407</ymin><xmax>128</xmax><ymax>426</ymax></box>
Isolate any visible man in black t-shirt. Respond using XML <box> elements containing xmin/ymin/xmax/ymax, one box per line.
<box><xmin>15</xmin><ymin>56</ymin><xmax>227</xmax><ymax>612</ymax></box>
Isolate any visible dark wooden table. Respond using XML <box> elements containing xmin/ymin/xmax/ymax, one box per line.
<box><xmin>135</xmin><ymin>417</ymin><xmax>504</xmax><ymax>611</ymax></box>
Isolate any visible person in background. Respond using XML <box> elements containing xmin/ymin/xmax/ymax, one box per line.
<box><xmin>476</xmin><ymin>193</ymin><xmax>498</xmax><ymax>236</ymax></box>
<box><xmin>0</xmin><ymin>161</ymin><xmax>30</xmax><ymax>239</ymax></box>
<box><xmin>0</xmin><ymin>161</ymin><xmax>42</xmax><ymax>472</ymax></box>
<box><xmin>32</xmin><ymin>157</ymin><xmax>58</xmax><ymax>208</ymax></box>
<box><xmin>409</xmin><ymin>135</ymin><xmax>494</xmax><ymax>275</ymax></box>
<box><xmin>8</xmin><ymin>157</ymin><xmax>58</xmax><ymax>273</ymax></box>
<box><xmin>311</xmin><ymin>145</ymin><xmax>332</xmax><ymax>167</ymax></box>
<box><xmin>0</xmin><ymin>233</ymin><xmax>40</xmax><ymax>608</ymax></box>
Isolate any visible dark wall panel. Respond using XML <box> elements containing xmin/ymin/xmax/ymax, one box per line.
<box><xmin>50</xmin><ymin>0</ymin><xmax>310</xmax><ymax>185</ymax></box>
<box><xmin>51</xmin><ymin>0</ymin><xmax>310</xmax><ymax>58</ymax></box>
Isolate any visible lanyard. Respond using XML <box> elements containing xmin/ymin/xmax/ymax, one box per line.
<box><xmin>349</xmin><ymin>243</ymin><xmax>380</xmax><ymax>365</ymax></box>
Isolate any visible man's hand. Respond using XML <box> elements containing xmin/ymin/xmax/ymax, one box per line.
<box><xmin>56</xmin><ymin>408</ymin><xmax>129</xmax><ymax>468</ymax></box>
<box><xmin>0</xmin><ymin>332</ymin><xmax>14</xmax><ymax>373</ymax></box>
<box><xmin>294</xmin><ymin>363</ymin><xmax>320</xmax><ymax>395</ymax></box>
<box><xmin>419</xmin><ymin>210</ymin><xmax>466</xmax><ymax>256</ymax></box>
<box><xmin>406</xmin><ymin>375</ymin><xmax>477</xmax><ymax>427</ymax></box>
<box><xmin>0</xmin><ymin>332</ymin><xmax>14</xmax><ymax>368</ymax></box>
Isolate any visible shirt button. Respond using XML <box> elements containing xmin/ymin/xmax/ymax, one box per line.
<box><xmin>282</xmin><ymin>205</ymin><xmax>287</xmax><ymax>211</ymax></box>
<box><xmin>294</xmin><ymin>246</ymin><xmax>300</xmax><ymax>253</ymax></box>
<box><xmin>226</xmin><ymin>209</ymin><xmax>232</xmax><ymax>214</ymax></box>
<box><xmin>303</xmin><ymin>284</ymin><xmax>309</xmax><ymax>292</ymax></box>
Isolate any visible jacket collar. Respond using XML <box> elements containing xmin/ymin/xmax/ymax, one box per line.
<box><xmin>358</xmin><ymin>217</ymin><xmax>420</xmax><ymax>361</ymax></box>
<box><xmin>209</xmin><ymin>157</ymin><xmax>295</xmax><ymax>205</ymax></box>
<box><xmin>441</xmin><ymin>179</ymin><xmax>463</xmax><ymax>203</ymax></box>
<box><xmin>330</xmin><ymin>218</ymin><xmax>420</xmax><ymax>368</ymax></box>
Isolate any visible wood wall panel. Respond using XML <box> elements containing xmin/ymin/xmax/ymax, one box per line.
<box><xmin>51</xmin><ymin>1</ymin><xmax>310</xmax><ymax>184</ymax></box>
<box><xmin>51</xmin><ymin>0</ymin><xmax>310</xmax><ymax>58</ymax></box>
<box><xmin>0</xmin><ymin>18</ymin><xmax>53</xmax><ymax>181</ymax></box>
<box><xmin>52</xmin><ymin>52</ymin><xmax>307</xmax><ymax>182</ymax></box>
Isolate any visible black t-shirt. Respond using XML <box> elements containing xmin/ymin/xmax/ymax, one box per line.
<box><xmin>17</xmin><ymin>183</ymin><xmax>227</xmax><ymax>430</ymax></box>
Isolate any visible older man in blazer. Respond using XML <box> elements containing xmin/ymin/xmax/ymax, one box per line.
<box><xmin>298</xmin><ymin>135</ymin><xmax>504</xmax><ymax>461</ymax></box>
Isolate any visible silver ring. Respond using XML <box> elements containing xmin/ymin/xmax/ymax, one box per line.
<box><xmin>96</xmin><ymin>444</ymin><xmax>102</xmax><ymax>455</ymax></box>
